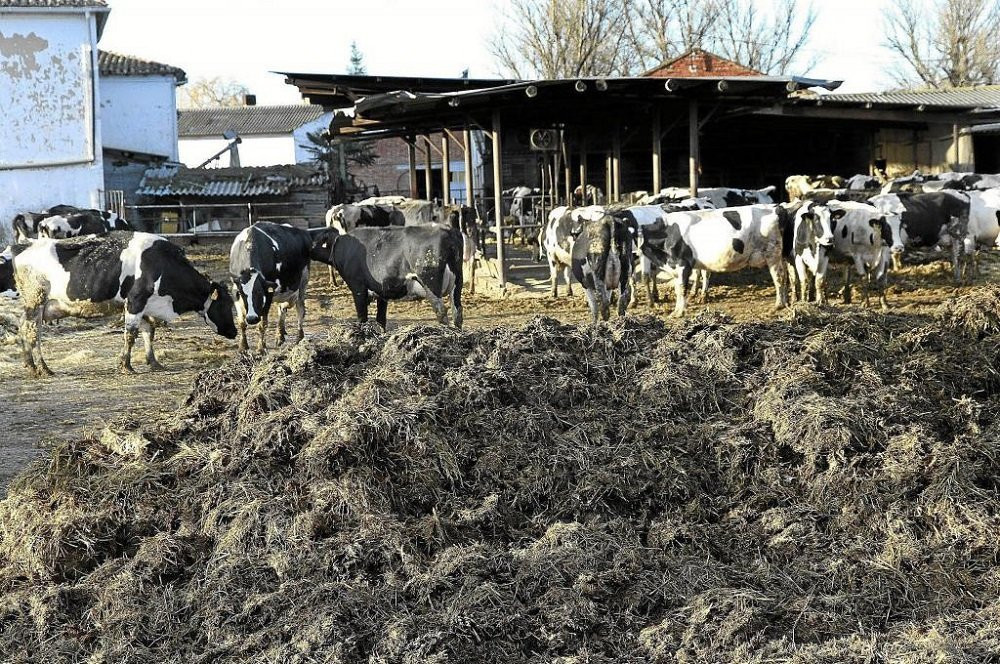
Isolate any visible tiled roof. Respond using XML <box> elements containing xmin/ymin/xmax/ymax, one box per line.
<box><xmin>178</xmin><ymin>105</ymin><xmax>328</xmax><ymax>137</ymax></box>
<box><xmin>99</xmin><ymin>51</ymin><xmax>186</xmax><ymax>84</ymax></box>
<box><xmin>137</xmin><ymin>164</ymin><xmax>328</xmax><ymax>198</ymax></box>
<box><xmin>644</xmin><ymin>48</ymin><xmax>762</xmax><ymax>78</ymax></box>
<box><xmin>819</xmin><ymin>86</ymin><xmax>1000</xmax><ymax>109</ymax></box>
<box><xmin>0</xmin><ymin>0</ymin><xmax>107</xmax><ymax>6</ymax></box>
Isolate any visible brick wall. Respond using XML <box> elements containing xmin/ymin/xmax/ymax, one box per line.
<box><xmin>644</xmin><ymin>49</ymin><xmax>762</xmax><ymax>78</ymax></box>
<box><xmin>351</xmin><ymin>131</ymin><xmax>468</xmax><ymax>198</ymax></box>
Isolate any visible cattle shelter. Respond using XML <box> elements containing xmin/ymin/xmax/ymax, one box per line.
<box><xmin>282</xmin><ymin>71</ymin><xmax>1000</xmax><ymax>285</ymax></box>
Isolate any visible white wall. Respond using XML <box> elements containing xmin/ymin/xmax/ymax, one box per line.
<box><xmin>179</xmin><ymin>134</ymin><xmax>296</xmax><ymax>168</ymax></box>
<box><xmin>0</xmin><ymin>10</ymin><xmax>103</xmax><ymax>242</ymax></box>
<box><xmin>293</xmin><ymin>112</ymin><xmax>333</xmax><ymax>163</ymax></box>
<box><xmin>100</xmin><ymin>75</ymin><xmax>178</xmax><ymax>160</ymax></box>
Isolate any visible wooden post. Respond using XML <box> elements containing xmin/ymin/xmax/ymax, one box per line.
<box><xmin>491</xmin><ymin>110</ymin><xmax>506</xmax><ymax>288</ymax></box>
<box><xmin>579</xmin><ymin>138</ymin><xmax>587</xmax><ymax>201</ymax></box>
<box><xmin>463</xmin><ymin>128</ymin><xmax>474</xmax><ymax>208</ymax></box>
<box><xmin>688</xmin><ymin>99</ymin><xmax>699</xmax><ymax>197</ymax></box>
<box><xmin>563</xmin><ymin>134</ymin><xmax>572</xmax><ymax>206</ymax></box>
<box><xmin>424</xmin><ymin>135</ymin><xmax>433</xmax><ymax>200</ymax></box>
<box><xmin>612</xmin><ymin>127</ymin><xmax>622</xmax><ymax>202</ymax></box>
<box><xmin>652</xmin><ymin>110</ymin><xmax>662</xmax><ymax>195</ymax></box>
<box><xmin>441</xmin><ymin>134</ymin><xmax>451</xmax><ymax>205</ymax></box>
<box><xmin>407</xmin><ymin>140</ymin><xmax>418</xmax><ymax>199</ymax></box>
<box><xmin>953</xmin><ymin>123</ymin><xmax>961</xmax><ymax>170</ymax></box>
<box><xmin>605</xmin><ymin>152</ymin><xmax>612</xmax><ymax>203</ymax></box>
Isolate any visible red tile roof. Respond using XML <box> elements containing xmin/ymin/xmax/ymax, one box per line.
<box><xmin>643</xmin><ymin>48</ymin><xmax>762</xmax><ymax>78</ymax></box>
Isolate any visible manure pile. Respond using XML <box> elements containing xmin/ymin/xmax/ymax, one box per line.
<box><xmin>4</xmin><ymin>289</ymin><xmax>1000</xmax><ymax>663</ymax></box>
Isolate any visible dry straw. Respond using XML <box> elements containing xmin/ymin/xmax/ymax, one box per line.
<box><xmin>2</xmin><ymin>287</ymin><xmax>1000</xmax><ymax>662</ymax></box>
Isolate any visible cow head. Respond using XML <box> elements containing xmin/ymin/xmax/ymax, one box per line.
<box><xmin>310</xmin><ymin>227</ymin><xmax>341</xmax><ymax>266</ymax></box>
<box><xmin>204</xmin><ymin>282</ymin><xmax>237</xmax><ymax>339</ymax></box>
<box><xmin>12</xmin><ymin>215</ymin><xmax>33</xmax><ymax>244</ymax></box>
<box><xmin>796</xmin><ymin>203</ymin><xmax>835</xmax><ymax>251</ymax></box>
<box><xmin>231</xmin><ymin>269</ymin><xmax>277</xmax><ymax>326</ymax></box>
<box><xmin>0</xmin><ymin>247</ymin><xmax>15</xmax><ymax>297</ymax></box>
<box><xmin>37</xmin><ymin>216</ymin><xmax>72</xmax><ymax>239</ymax></box>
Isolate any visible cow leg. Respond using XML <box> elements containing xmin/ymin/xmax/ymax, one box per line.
<box><xmin>815</xmin><ymin>256</ymin><xmax>829</xmax><ymax>306</ymax></box>
<box><xmin>275</xmin><ymin>303</ymin><xmax>288</xmax><ymax>346</ymax></box>
<box><xmin>20</xmin><ymin>306</ymin><xmax>51</xmax><ymax>377</ymax></box>
<box><xmin>842</xmin><ymin>266</ymin><xmax>853</xmax><ymax>304</ymax></box>
<box><xmin>670</xmin><ymin>267</ymin><xmax>691</xmax><ymax>318</ymax></box>
<box><xmin>794</xmin><ymin>258</ymin><xmax>809</xmax><ymax>303</ymax></box>
<box><xmin>768</xmin><ymin>261</ymin><xmax>788</xmax><ymax>310</ymax></box>
<box><xmin>564</xmin><ymin>266</ymin><xmax>574</xmax><ymax>296</ymax></box>
<box><xmin>328</xmin><ymin>265</ymin><xmax>338</xmax><ymax>288</ymax></box>
<box><xmin>583</xmin><ymin>288</ymin><xmax>600</xmax><ymax>324</ymax></box>
<box><xmin>699</xmin><ymin>271</ymin><xmax>711</xmax><ymax>303</ymax></box>
<box><xmin>468</xmin><ymin>258</ymin><xmax>476</xmax><ymax>296</ymax></box>
<box><xmin>233</xmin><ymin>296</ymin><xmax>248</xmax><ymax>353</ymax></box>
<box><xmin>618</xmin><ymin>271</ymin><xmax>632</xmax><ymax>318</ymax></box>
<box><xmin>352</xmin><ymin>291</ymin><xmax>370</xmax><ymax>324</ymax></box>
<box><xmin>295</xmin><ymin>291</ymin><xmax>307</xmax><ymax>343</ymax></box>
<box><xmin>256</xmin><ymin>314</ymin><xmax>268</xmax><ymax>354</ymax></box>
<box><xmin>449</xmin><ymin>263</ymin><xmax>464</xmax><ymax>330</ymax></box>
<box><xmin>549</xmin><ymin>259</ymin><xmax>559</xmax><ymax>298</ymax></box>
<box><xmin>951</xmin><ymin>238</ymin><xmax>962</xmax><ymax>283</ymax></box>
<box><xmin>141</xmin><ymin>319</ymin><xmax>164</xmax><ymax>371</ymax></box>
<box><xmin>120</xmin><ymin>325</ymin><xmax>139</xmax><ymax>374</ymax></box>
<box><xmin>375</xmin><ymin>296</ymin><xmax>388</xmax><ymax>329</ymax></box>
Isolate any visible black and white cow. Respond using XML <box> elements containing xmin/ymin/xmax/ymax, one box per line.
<box><xmin>868</xmin><ymin>191</ymin><xmax>969</xmax><ymax>279</ymax></box>
<box><xmin>229</xmin><ymin>222</ymin><xmax>313</xmax><ymax>353</ymax></box>
<box><xmin>0</xmin><ymin>246</ymin><xmax>15</xmax><ymax>298</ymax></box>
<box><xmin>443</xmin><ymin>205</ymin><xmax>484</xmax><ymax>294</ymax></box>
<box><xmin>326</xmin><ymin>203</ymin><xmax>406</xmax><ymax>234</ymax></box>
<box><xmin>310</xmin><ymin>225</ymin><xmax>464</xmax><ymax>329</ymax></box>
<box><xmin>12</xmin><ymin>205</ymin><xmax>85</xmax><ymax>243</ymax></box>
<box><xmin>824</xmin><ymin>200</ymin><xmax>898</xmax><ymax>309</ymax></box>
<box><xmin>653</xmin><ymin>186</ymin><xmax>776</xmax><ymax>208</ymax></box>
<box><xmin>772</xmin><ymin>200</ymin><xmax>835</xmax><ymax>304</ymax></box>
<box><xmin>539</xmin><ymin>205</ymin><xmax>606</xmax><ymax>297</ymax></box>
<box><xmin>37</xmin><ymin>209</ymin><xmax>130</xmax><ymax>239</ymax></box>
<box><xmin>647</xmin><ymin>205</ymin><xmax>788</xmax><ymax>317</ymax></box>
<box><xmin>571</xmin><ymin>213</ymin><xmax>635</xmax><ymax>323</ymax></box>
<box><xmin>12</xmin><ymin>232</ymin><xmax>236</xmax><ymax>377</ymax></box>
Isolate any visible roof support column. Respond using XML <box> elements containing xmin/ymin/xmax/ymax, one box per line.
<box><xmin>605</xmin><ymin>152</ymin><xmax>612</xmax><ymax>204</ymax></box>
<box><xmin>578</xmin><ymin>138</ymin><xmax>587</xmax><ymax>202</ymax></box>
<box><xmin>463</xmin><ymin>128</ymin><xmax>474</xmax><ymax>208</ymax></box>
<box><xmin>652</xmin><ymin>110</ymin><xmax>662</xmax><ymax>195</ymax></box>
<box><xmin>688</xmin><ymin>99</ymin><xmax>699</xmax><ymax>197</ymax></box>
<box><xmin>612</xmin><ymin>126</ymin><xmax>622</xmax><ymax>202</ymax></box>
<box><xmin>407</xmin><ymin>140</ymin><xmax>418</xmax><ymax>199</ymax></box>
<box><xmin>562</xmin><ymin>132</ymin><xmax>571</xmax><ymax>206</ymax></box>
<box><xmin>491</xmin><ymin>110</ymin><xmax>506</xmax><ymax>288</ymax></box>
<box><xmin>424</xmin><ymin>136</ymin><xmax>433</xmax><ymax>200</ymax></box>
<box><xmin>953</xmin><ymin>124</ymin><xmax>961</xmax><ymax>170</ymax></box>
<box><xmin>441</xmin><ymin>134</ymin><xmax>451</xmax><ymax>206</ymax></box>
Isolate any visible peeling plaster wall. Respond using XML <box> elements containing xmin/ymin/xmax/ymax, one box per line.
<box><xmin>100</xmin><ymin>75</ymin><xmax>178</xmax><ymax>161</ymax></box>
<box><xmin>0</xmin><ymin>11</ymin><xmax>103</xmax><ymax>243</ymax></box>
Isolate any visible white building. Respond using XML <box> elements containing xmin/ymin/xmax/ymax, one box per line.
<box><xmin>0</xmin><ymin>0</ymin><xmax>110</xmax><ymax>241</ymax></box>
<box><xmin>178</xmin><ymin>105</ymin><xmax>332</xmax><ymax>168</ymax></box>
<box><xmin>99</xmin><ymin>50</ymin><xmax>186</xmax><ymax>208</ymax></box>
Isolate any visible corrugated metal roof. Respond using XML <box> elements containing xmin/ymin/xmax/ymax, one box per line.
<box><xmin>178</xmin><ymin>105</ymin><xmax>328</xmax><ymax>137</ymax></box>
<box><xmin>820</xmin><ymin>86</ymin><xmax>1000</xmax><ymax>109</ymax></box>
<box><xmin>99</xmin><ymin>50</ymin><xmax>186</xmax><ymax>84</ymax></box>
<box><xmin>0</xmin><ymin>0</ymin><xmax>107</xmax><ymax>6</ymax></box>
<box><xmin>137</xmin><ymin>164</ymin><xmax>328</xmax><ymax>198</ymax></box>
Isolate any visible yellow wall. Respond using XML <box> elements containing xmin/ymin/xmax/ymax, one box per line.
<box><xmin>875</xmin><ymin>127</ymin><xmax>975</xmax><ymax>177</ymax></box>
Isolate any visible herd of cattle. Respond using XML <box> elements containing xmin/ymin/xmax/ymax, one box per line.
<box><xmin>2</xmin><ymin>169</ymin><xmax>1000</xmax><ymax>377</ymax></box>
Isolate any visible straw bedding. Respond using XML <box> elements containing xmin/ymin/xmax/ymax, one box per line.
<box><xmin>3</xmin><ymin>287</ymin><xmax>1000</xmax><ymax>662</ymax></box>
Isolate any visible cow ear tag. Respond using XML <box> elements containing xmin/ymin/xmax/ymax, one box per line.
<box><xmin>211</xmin><ymin>288</ymin><xmax>220</xmax><ymax>301</ymax></box>
<box><xmin>267</xmin><ymin>287</ymin><xmax>275</xmax><ymax>294</ymax></box>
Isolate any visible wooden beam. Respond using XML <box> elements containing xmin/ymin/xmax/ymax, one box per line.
<box><xmin>444</xmin><ymin>128</ymin><xmax>466</xmax><ymax>154</ymax></box>
<box><xmin>492</xmin><ymin>110</ymin><xmax>506</xmax><ymax>288</ymax></box>
<box><xmin>407</xmin><ymin>140</ymin><xmax>418</xmax><ymax>199</ymax></box>
<box><xmin>755</xmin><ymin>104</ymin><xmax>989</xmax><ymax>126</ymax></box>
<box><xmin>652</xmin><ymin>110</ymin><xmax>662</xmax><ymax>194</ymax></box>
<box><xmin>689</xmin><ymin>98</ymin><xmax>699</xmax><ymax>197</ymax></box>
<box><xmin>605</xmin><ymin>152</ymin><xmax>612</xmax><ymax>204</ymax></box>
<box><xmin>441</xmin><ymin>134</ymin><xmax>451</xmax><ymax>205</ymax></box>
<box><xmin>424</xmin><ymin>136</ymin><xmax>433</xmax><ymax>200</ymax></box>
<box><xmin>562</xmin><ymin>131</ymin><xmax>571</xmax><ymax>206</ymax></box>
<box><xmin>612</xmin><ymin>126</ymin><xmax>622</xmax><ymax>202</ymax></box>
<box><xmin>578</xmin><ymin>137</ymin><xmax>587</xmax><ymax>201</ymax></box>
<box><xmin>463</xmin><ymin>127</ymin><xmax>474</xmax><ymax>208</ymax></box>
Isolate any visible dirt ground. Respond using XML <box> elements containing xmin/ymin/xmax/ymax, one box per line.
<box><xmin>1</xmin><ymin>236</ymin><xmax>997</xmax><ymax>490</ymax></box>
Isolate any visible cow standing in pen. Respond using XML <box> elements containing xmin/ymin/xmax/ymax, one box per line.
<box><xmin>571</xmin><ymin>213</ymin><xmax>635</xmax><ymax>323</ymax></box>
<box><xmin>311</xmin><ymin>224</ymin><xmax>464</xmax><ymax>329</ymax></box>
<box><xmin>12</xmin><ymin>232</ymin><xmax>236</xmax><ymax>377</ymax></box>
<box><xmin>229</xmin><ymin>222</ymin><xmax>313</xmax><ymax>354</ymax></box>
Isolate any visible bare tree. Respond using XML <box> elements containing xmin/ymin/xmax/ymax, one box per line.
<box><xmin>491</xmin><ymin>0</ymin><xmax>637</xmax><ymax>78</ymax></box>
<box><xmin>177</xmin><ymin>77</ymin><xmax>250</xmax><ymax>109</ymax></box>
<box><xmin>885</xmin><ymin>0</ymin><xmax>1000</xmax><ymax>88</ymax></box>
<box><xmin>625</xmin><ymin>0</ymin><xmax>817</xmax><ymax>75</ymax></box>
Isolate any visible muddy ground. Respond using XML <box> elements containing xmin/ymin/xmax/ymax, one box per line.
<box><xmin>1</xmin><ymin>237</ymin><xmax>997</xmax><ymax>489</ymax></box>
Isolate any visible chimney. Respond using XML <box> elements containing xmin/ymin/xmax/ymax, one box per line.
<box><xmin>244</xmin><ymin>93</ymin><xmax>257</xmax><ymax>106</ymax></box>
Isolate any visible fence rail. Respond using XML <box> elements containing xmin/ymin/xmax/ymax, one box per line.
<box><xmin>123</xmin><ymin>201</ymin><xmax>310</xmax><ymax>235</ymax></box>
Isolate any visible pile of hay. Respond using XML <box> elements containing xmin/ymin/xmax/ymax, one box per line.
<box><xmin>3</xmin><ymin>287</ymin><xmax>1000</xmax><ymax>662</ymax></box>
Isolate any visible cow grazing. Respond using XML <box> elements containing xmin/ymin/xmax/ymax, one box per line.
<box><xmin>868</xmin><ymin>191</ymin><xmax>970</xmax><ymax>280</ymax></box>
<box><xmin>229</xmin><ymin>222</ymin><xmax>313</xmax><ymax>353</ymax></box>
<box><xmin>571</xmin><ymin>213</ymin><xmax>635</xmax><ymax>323</ymax></box>
<box><xmin>310</xmin><ymin>225</ymin><xmax>464</xmax><ymax>329</ymax></box>
<box><xmin>37</xmin><ymin>210</ymin><xmax>130</xmax><ymax>239</ymax></box>
<box><xmin>12</xmin><ymin>232</ymin><xmax>236</xmax><ymax>377</ymax></box>
<box><xmin>824</xmin><ymin>200</ymin><xmax>897</xmax><ymax>309</ymax></box>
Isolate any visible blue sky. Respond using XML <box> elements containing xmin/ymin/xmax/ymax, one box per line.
<box><xmin>97</xmin><ymin>0</ymin><xmax>898</xmax><ymax>105</ymax></box>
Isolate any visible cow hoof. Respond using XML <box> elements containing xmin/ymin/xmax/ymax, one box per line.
<box><xmin>120</xmin><ymin>364</ymin><xmax>136</xmax><ymax>375</ymax></box>
<box><xmin>148</xmin><ymin>360</ymin><xmax>166</xmax><ymax>372</ymax></box>
<box><xmin>35</xmin><ymin>364</ymin><xmax>54</xmax><ymax>378</ymax></box>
